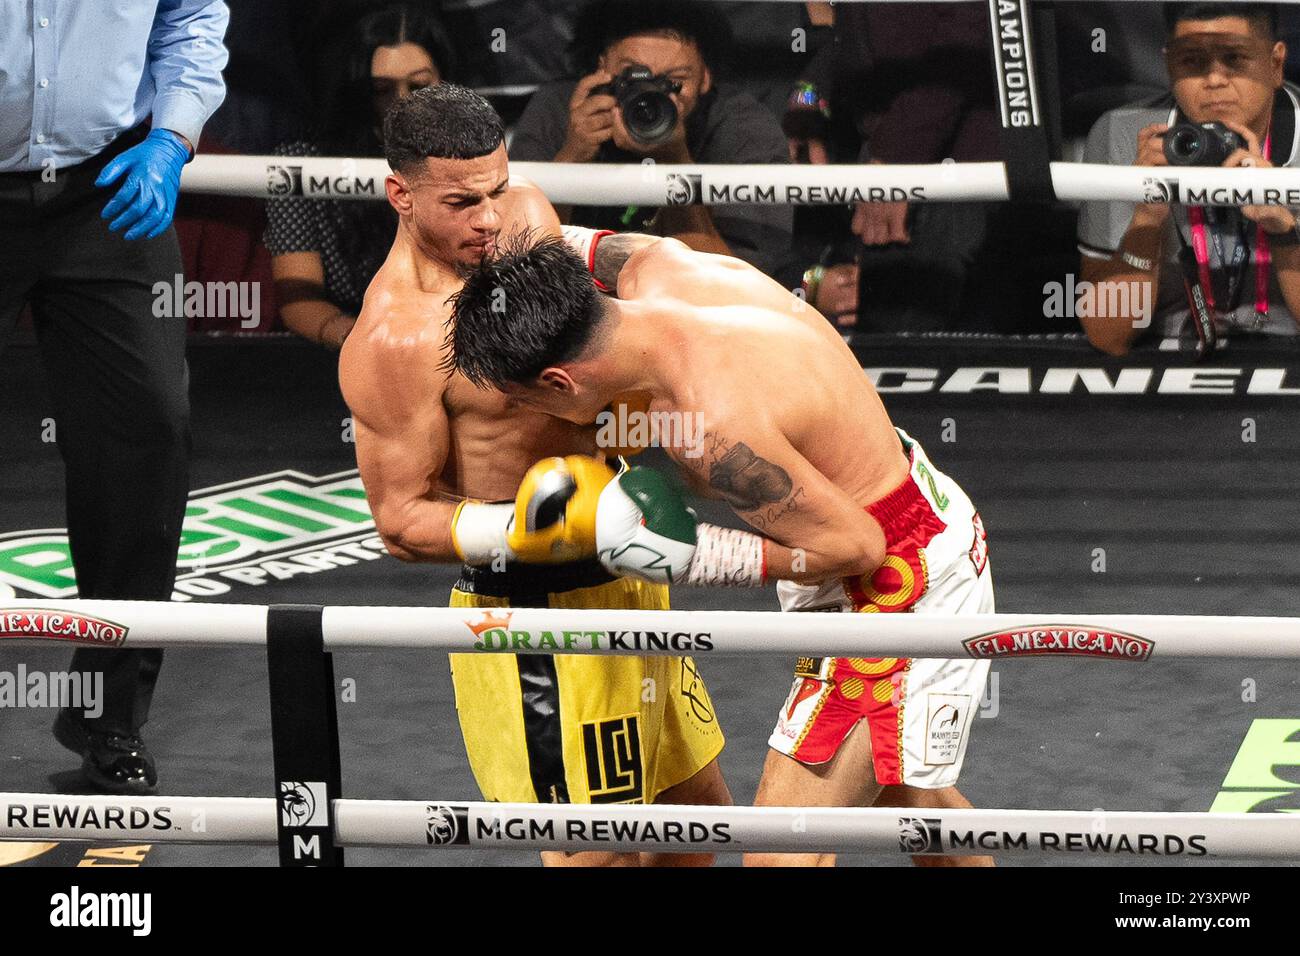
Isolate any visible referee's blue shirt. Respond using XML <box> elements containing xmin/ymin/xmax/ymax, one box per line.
<box><xmin>0</xmin><ymin>0</ymin><xmax>230</xmax><ymax>172</ymax></box>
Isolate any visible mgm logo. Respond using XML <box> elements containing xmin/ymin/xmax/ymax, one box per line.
<box><xmin>266</xmin><ymin>164</ymin><xmax>380</xmax><ymax>198</ymax></box>
<box><xmin>664</xmin><ymin>173</ymin><xmax>702</xmax><ymax>205</ymax></box>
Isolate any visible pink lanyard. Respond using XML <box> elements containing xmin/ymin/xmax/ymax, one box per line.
<box><xmin>1185</xmin><ymin>130</ymin><xmax>1271</xmax><ymax>322</ymax></box>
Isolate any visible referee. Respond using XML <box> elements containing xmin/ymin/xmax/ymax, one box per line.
<box><xmin>0</xmin><ymin>2</ymin><xmax>230</xmax><ymax>793</ymax></box>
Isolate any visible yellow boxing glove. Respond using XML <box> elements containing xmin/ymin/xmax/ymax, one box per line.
<box><xmin>507</xmin><ymin>455</ymin><xmax>615</xmax><ymax>563</ymax></box>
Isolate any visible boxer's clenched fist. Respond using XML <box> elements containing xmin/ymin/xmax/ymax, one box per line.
<box><xmin>597</xmin><ymin>467</ymin><xmax>699</xmax><ymax>584</ymax></box>
<box><xmin>507</xmin><ymin>455</ymin><xmax>614</xmax><ymax>563</ymax></box>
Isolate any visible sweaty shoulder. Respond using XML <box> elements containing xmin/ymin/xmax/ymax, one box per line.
<box><xmin>503</xmin><ymin>177</ymin><xmax>561</xmax><ymax>238</ymax></box>
<box><xmin>339</xmin><ymin>267</ymin><xmax>449</xmax><ymax>420</ymax></box>
<box><xmin>621</xmin><ymin>237</ymin><xmax>761</xmax><ymax>302</ymax></box>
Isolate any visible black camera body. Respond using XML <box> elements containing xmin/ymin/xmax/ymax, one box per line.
<box><xmin>590</xmin><ymin>65</ymin><xmax>683</xmax><ymax>147</ymax></box>
<box><xmin>1163</xmin><ymin>121</ymin><xmax>1245</xmax><ymax>166</ymax></box>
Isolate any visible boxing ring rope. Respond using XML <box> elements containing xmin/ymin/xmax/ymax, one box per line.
<box><xmin>5</xmin><ymin>597</ymin><xmax>1296</xmax><ymax>860</ymax></box>
<box><xmin>3</xmin><ymin>598</ymin><xmax>1300</xmax><ymax>658</ymax></box>
<box><xmin>183</xmin><ymin>155</ymin><xmax>1300</xmax><ymax>207</ymax></box>
<box><xmin>1</xmin><ymin>793</ymin><xmax>1294</xmax><ymax>859</ymax></box>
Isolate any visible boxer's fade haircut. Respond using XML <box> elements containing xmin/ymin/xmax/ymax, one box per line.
<box><xmin>448</xmin><ymin>232</ymin><xmax>605</xmax><ymax>390</ymax></box>
<box><xmin>1163</xmin><ymin>3</ymin><xmax>1279</xmax><ymax>39</ymax></box>
<box><xmin>383</xmin><ymin>83</ymin><xmax>505</xmax><ymax>174</ymax></box>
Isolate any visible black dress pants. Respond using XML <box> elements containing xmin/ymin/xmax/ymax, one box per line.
<box><xmin>0</xmin><ymin>127</ymin><xmax>190</xmax><ymax>735</ymax></box>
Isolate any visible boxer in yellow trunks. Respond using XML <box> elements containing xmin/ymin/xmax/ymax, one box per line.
<box><xmin>447</xmin><ymin>228</ymin><xmax>995</xmax><ymax>867</ymax></box>
<box><xmin>338</xmin><ymin>85</ymin><xmax>728</xmax><ymax>866</ymax></box>
<box><xmin>449</xmin><ymin>565</ymin><xmax>720</xmax><ymax>811</ymax></box>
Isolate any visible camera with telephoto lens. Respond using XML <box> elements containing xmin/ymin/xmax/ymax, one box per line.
<box><xmin>590</xmin><ymin>65</ymin><xmax>683</xmax><ymax>147</ymax></box>
<box><xmin>1163</xmin><ymin>121</ymin><xmax>1245</xmax><ymax>166</ymax></box>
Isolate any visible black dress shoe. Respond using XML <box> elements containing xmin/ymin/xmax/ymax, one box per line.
<box><xmin>53</xmin><ymin>709</ymin><xmax>158</xmax><ymax>795</ymax></box>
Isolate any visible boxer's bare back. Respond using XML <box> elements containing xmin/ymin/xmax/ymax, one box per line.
<box><xmin>610</xmin><ymin>239</ymin><xmax>910</xmax><ymax>580</ymax></box>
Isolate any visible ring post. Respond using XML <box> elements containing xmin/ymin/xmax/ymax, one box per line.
<box><xmin>266</xmin><ymin>605</ymin><xmax>344</xmax><ymax>867</ymax></box>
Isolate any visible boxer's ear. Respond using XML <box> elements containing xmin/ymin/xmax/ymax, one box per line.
<box><xmin>386</xmin><ymin>172</ymin><xmax>414</xmax><ymax>215</ymax></box>
<box><xmin>537</xmin><ymin>367</ymin><xmax>577</xmax><ymax>394</ymax></box>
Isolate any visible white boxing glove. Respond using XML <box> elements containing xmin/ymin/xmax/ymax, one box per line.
<box><xmin>595</xmin><ymin>467</ymin><xmax>698</xmax><ymax>584</ymax></box>
<box><xmin>596</xmin><ymin>466</ymin><xmax>768</xmax><ymax>588</ymax></box>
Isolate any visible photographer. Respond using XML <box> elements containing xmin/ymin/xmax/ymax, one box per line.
<box><xmin>1078</xmin><ymin>3</ymin><xmax>1300</xmax><ymax>356</ymax></box>
<box><xmin>509</xmin><ymin>0</ymin><xmax>793</xmax><ymax>277</ymax></box>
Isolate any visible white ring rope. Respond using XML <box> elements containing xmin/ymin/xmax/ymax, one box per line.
<box><xmin>1</xmin><ymin>793</ymin><xmax>1292</xmax><ymax>859</ymax></box>
<box><xmin>2</xmin><ymin>599</ymin><xmax>1299</xmax><ymax>659</ymax></box>
<box><xmin>183</xmin><ymin>154</ymin><xmax>1300</xmax><ymax>207</ymax></box>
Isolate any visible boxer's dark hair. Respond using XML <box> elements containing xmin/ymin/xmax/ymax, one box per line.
<box><xmin>1164</xmin><ymin>3</ymin><xmax>1279</xmax><ymax>39</ymax></box>
<box><xmin>447</xmin><ymin>232</ymin><xmax>605</xmax><ymax>389</ymax></box>
<box><xmin>383</xmin><ymin>83</ymin><xmax>504</xmax><ymax>173</ymax></box>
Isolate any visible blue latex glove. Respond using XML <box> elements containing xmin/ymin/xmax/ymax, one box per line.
<box><xmin>95</xmin><ymin>128</ymin><xmax>190</xmax><ymax>241</ymax></box>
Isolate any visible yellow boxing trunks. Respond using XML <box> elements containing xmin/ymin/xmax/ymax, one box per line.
<box><xmin>449</xmin><ymin>558</ymin><xmax>724</xmax><ymax>804</ymax></box>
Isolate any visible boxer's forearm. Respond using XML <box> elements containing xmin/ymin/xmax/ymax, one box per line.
<box><xmin>763</xmin><ymin>539</ymin><xmax>880</xmax><ymax>585</ymax></box>
<box><xmin>373</xmin><ymin>497</ymin><xmax>461</xmax><ymax>564</ymax></box>
<box><xmin>670</xmin><ymin>525</ymin><xmax>879</xmax><ymax>588</ymax></box>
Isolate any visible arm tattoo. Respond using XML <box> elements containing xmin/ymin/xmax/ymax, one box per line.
<box><xmin>592</xmin><ymin>232</ymin><xmax>658</xmax><ymax>292</ymax></box>
<box><xmin>708</xmin><ymin>441</ymin><xmax>793</xmax><ymax>510</ymax></box>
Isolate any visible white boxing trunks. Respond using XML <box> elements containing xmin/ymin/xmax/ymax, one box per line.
<box><xmin>769</xmin><ymin>428</ymin><xmax>993</xmax><ymax>788</ymax></box>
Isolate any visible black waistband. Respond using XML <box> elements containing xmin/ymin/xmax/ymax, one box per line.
<box><xmin>454</xmin><ymin>558</ymin><xmax>615</xmax><ymax>602</ymax></box>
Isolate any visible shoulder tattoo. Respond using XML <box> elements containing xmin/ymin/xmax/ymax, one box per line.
<box><xmin>592</xmin><ymin>232</ymin><xmax>656</xmax><ymax>291</ymax></box>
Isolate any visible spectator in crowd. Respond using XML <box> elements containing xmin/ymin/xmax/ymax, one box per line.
<box><xmin>1077</xmin><ymin>3</ymin><xmax>1300</xmax><ymax>355</ymax></box>
<box><xmin>265</xmin><ymin>2</ymin><xmax>455</xmax><ymax>349</ymax></box>
<box><xmin>716</xmin><ymin>1</ymin><xmax>844</xmax><ymax>302</ymax></box>
<box><xmin>785</xmin><ymin>3</ymin><xmax>1004</xmax><ymax>332</ymax></box>
<box><xmin>784</xmin><ymin>3</ymin><xmax>1078</xmax><ymax>334</ymax></box>
<box><xmin>509</xmin><ymin>0</ymin><xmax>794</xmax><ymax>278</ymax></box>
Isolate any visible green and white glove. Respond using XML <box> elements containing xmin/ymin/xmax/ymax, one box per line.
<box><xmin>595</xmin><ymin>467</ymin><xmax>698</xmax><ymax>585</ymax></box>
<box><xmin>596</xmin><ymin>467</ymin><xmax>767</xmax><ymax>588</ymax></box>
